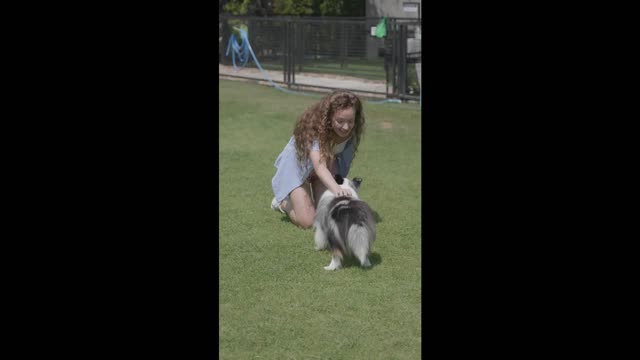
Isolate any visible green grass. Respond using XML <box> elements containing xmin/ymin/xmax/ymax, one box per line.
<box><xmin>298</xmin><ymin>58</ymin><xmax>386</xmax><ymax>81</ymax></box>
<box><xmin>238</xmin><ymin>58</ymin><xmax>387</xmax><ymax>81</ymax></box>
<box><xmin>219</xmin><ymin>79</ymin><xmax>421</xmax><ymax>359</ymax></box>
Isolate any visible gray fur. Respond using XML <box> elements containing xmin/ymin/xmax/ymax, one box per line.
<box><xmin>313</xmin><ymin>177</ymin><xmax>376</xmax><ymax>270</ymax></box>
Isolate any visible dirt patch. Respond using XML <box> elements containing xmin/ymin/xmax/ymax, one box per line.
<box><xmin>380</xmin><ymin>121</ymin><xmax>393</xmax><ymax>129</ymax></box>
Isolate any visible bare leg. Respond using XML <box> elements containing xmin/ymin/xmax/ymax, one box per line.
<box><xmin>280</xmin><ymin>184</ymin><xmax>316</xmax><ymax>229</ymax></box>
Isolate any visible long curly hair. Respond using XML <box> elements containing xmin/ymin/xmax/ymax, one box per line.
<box><xmin>293</xmin><ymin>90</ymin><xmax>365</xmax><ymax>166</ymax></box>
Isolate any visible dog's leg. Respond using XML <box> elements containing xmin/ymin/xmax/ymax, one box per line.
<box><xmin>355</xmin><ymin>251</ymin><xmax>372</xmax><ymax>267</ymax></box>
<box><xmin>314</xmin><ymin>224</ymin><xmax>328</xmax><ymax>250</ymax></box>
<box><xmin>324</xmin><ymin>250</ymin><xmax>343</xmax><ymax>270</ymax></box>
<box><xmin>349</xmin><ymin>226</ymin><xmax>372</xmax><ymax>268</ymax></box>
<box><xmin>323</xmin><ymin>256</ymin><xmax>342</xmax><ymax>270</ymax></box>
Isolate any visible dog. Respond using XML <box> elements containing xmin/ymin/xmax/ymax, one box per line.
<box><xmin>313</xmin><ymin>175</ymin><xmax>376</xmax><ymax>270</ymax></box>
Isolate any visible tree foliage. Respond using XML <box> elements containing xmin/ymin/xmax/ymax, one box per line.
<box><xmin>273</xmin><ymin>0</ymin><xmax>313</xmax><ymax>16</ymax></box>
<box><xmin>223</xmin><ymin>0</ymin><xmax>250</xmax><ymax>15</ymax></box>
<box><xmin>222</xmin><ymin>0</ymin><xmax>272</xmax><ymax>16</ymax></box>
<box><xmin>221</xmin><ymin>0</ymin><xmax>364</xmax><ymax>17</ymax></box>
<box><xmin>342</xmin><ymin>0</ymin><xmax>365</xmax><ymax>17</ymax></box>
<box><xmin>318</xmin><ymin>0</ymin><xmax>343</xmax><ymax>16</ymax></box>
<box><xmin>317</xmin><ymin>0</ymin><xmax>364</xmax><ymax>16</ymax></box>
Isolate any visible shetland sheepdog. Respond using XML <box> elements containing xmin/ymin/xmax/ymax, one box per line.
<box><xmin>313</xmin><ymin>175</ymin><xmax>376</xmax><ymax>270</ymax></box>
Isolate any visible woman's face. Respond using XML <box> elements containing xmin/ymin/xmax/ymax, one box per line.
<box><xmin>331</xmin><ymin>107</ymin><xmax>355</xmax><ymax>140</ymax></box>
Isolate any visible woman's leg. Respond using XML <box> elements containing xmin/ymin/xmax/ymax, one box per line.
<box><xmin>279</xmin><ymin>183</ymin><xmax>316</xmax><ymax>229</ymax></box>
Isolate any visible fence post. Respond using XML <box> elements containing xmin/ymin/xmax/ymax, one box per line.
<box><xmin>298</xmin><ymin>23</ymin><xmax>304</xmax><ymax>72</ymax></box>
<box><xmin>391</xmin><ymin>19</ymin><xmax>398</xmax><ymax>96</ymax></box>
<box><xmin>282</xmin><ymin>20</ymin><xmax>288</xmax><ymax>85</ymax></box>
<box><xmin>341</xmin><ymin>22</ymin><xmax>347</xmax><ymax>69</ymax></box>
<box><xmin>287</xmin><ymin>22</ymin><xmax>292</xmax><ymax>88</ymax></box>
<box><xmin>291</xmin><ymin>22</ymin><xmax>296</xmax><ymax>86</ymax></box>
<box><xmin>399</xmin><ymin>24</ymin><xmax>408</xmax><ymax>101</ymax></box>
<box><xmin>220</xmin><ymin>18</ymin><xmax>230</xmax><ymax>66</ymax></box>
<box><xmin>385</xmin><ymin>46</ymin><xmax>389</xmax><ymax>98</ymax></box>
<box><xmin>283</xmin><ymin>20</ymin><xmax>294</xmax><ymax>88</ymax></box>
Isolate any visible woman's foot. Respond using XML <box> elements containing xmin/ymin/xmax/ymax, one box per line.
<box><xmin>271</xmin><ymin>197</ymin><xmax>285</xmax><ymax>213</ymax></box>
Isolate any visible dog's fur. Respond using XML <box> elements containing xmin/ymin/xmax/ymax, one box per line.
<box><xmin>313</xmin><ymin>175</ymin><xmax>376</xmax><ymax>270</ymax></box>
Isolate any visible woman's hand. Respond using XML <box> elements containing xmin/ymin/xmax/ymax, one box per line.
<box><xmin>333</xmin><ymin>187</ymin><xmax>352</xmax><ymax>197</ymax></box>
<box><xmin>309</xmin><ymin>150</ymin><xmax>351</xmax><ymax>198</ymax></box>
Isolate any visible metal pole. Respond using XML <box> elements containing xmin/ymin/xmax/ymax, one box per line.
<box><xmin>399</xmin><ymin>24</ymin><xmax>407</xmax><ymax>101</ymax></box>
<box><xmin>291</xmin><ymin>22</ymin><xmax>296</xmax><ymax>86</ymax></box>
<box><xmin>391</xmin><ymin>19</ymin><xmax>397</xmax><ymax>96</ymax></box>
<box><xmin>282</xmin><ymin>21</ymin><xmax>287</xmax><ymax>84</ymax></box>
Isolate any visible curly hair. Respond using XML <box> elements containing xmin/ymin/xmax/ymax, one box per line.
<box><xmin>293</xmin><ymin>90</ymin><xmax>365</xmax><ymax>166</ymax></box>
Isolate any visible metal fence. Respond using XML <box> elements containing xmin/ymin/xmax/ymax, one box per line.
<box><xmin>219</xmin><ymin>15</ymin><xmax>421</xmax><ymax>102</ymax></box>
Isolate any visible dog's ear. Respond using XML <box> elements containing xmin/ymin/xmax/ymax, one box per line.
<box><xmin>334</xmin><ymin>174</ymin><xmax>344</xmax><ymax>185</ymax></box>
<box><xmin>353</xmin><ymin>177</ymin><xmax>363</xmax><ymax>188</ymax></box>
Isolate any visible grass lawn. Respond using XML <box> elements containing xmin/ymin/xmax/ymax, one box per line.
<box><xmin>237</xmin><ymin>58</ymin><xmax>387</xmax><ymax>81</ymax></box>
<box><xmin>297</xmin><ymin>58</ymin><xmax>386</xmax><ymax>81</ymax></box>
<box><xmin>219</xmin><ymin>79</ymin><xmax>421</xmax><ymax>359</ymax></box>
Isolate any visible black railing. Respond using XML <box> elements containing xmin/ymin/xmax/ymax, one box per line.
<box><xmin>219</xmin><ymin>15</ymin><xmax>421</xmax><ymax>101</ymax></box>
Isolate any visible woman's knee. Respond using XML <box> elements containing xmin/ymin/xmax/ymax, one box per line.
<box><xmin>297</xmin><ymin>215</ymin><xmax>315</xmax><ymax>229</ymax></box>
<box><xmin>292</xmin><ymin>208</ymin><xmax>315</xmax><ymax>229</ymax></box>
<box><xmin>289</xmin><ymin>186</ymin><xmax>315</xmax><ymax>228</ymax></box>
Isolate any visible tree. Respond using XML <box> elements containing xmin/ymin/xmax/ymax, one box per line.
<box><xmin>342</xmin><ymin>0</ymin><xmax>364</xmax><ymax>17</ymax></box>
<box><xmin>319</xmin><ymin>0</ymin><xmax>343</xmax><ymax>16</ymax></box>
<box><xmin>222</xmin><ymin>0</ymin><xmax>363</xmax><ymax>17</ymax></box>
<box><xmin>223</xmin><ymin>0</ymin><xmax>250</xmax><ymax>15</ymax></box>
<box><xmin>222</xmin><ymin>0</ymin><xmax>273</xmax><ymax>16</ymax></box>
<box><xmin>272</xmin><ymin>0</ymin><xmax>313</xmax><ymax>16</ymax></box>
<box><xmin>315</xmin><ymin>0</ymin><xmax>364</xmax><ymax>17</ymax></box>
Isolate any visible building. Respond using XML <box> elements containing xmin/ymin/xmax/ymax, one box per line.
<box><xmin>365</xmin><ymin>0</ymin><xmax>421</xmax><ymax>60</ymax></box>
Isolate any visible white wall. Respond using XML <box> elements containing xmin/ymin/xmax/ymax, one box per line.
<box><xmin>365</xmin><ymin>0</ymin><xmax>421</xmax><ymax>60</ymax></box>
<box><xmin>366</xmin><ymin>0</ymin><xmax>421</xmax><ymax>19</ymax></box>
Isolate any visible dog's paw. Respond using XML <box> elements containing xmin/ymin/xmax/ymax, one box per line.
<box><xmin>362</xmin><ymin>258</ymin><xmax>372</xmax><ymax>267</ymax></box>
<box><xmin>324</xmin><ymin>262</ymin><xmax>341</xmax><ymax>270</ymax></box>
<box><xmin>324</xmin><ymin>257</ymin><xmax>341</xmax><ymax>270</ymax></box>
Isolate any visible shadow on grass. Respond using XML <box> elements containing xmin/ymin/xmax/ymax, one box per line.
<box><xmin>281</xmin><ymin>212</ymin><xmax>383</xmax><ymax>224</ymax></box>
<box><xmin>280</xmin><ymin>215</ymin><xmax>292</xmax><ymax>223</ymax></box>
<box><xmin>373</xmin><ymin>211</ymin><xmax>383</xmax><ymax>224</ymax></box>
<box><xmin>339</xmin><ymin>252</ymin><xmax>382</xmax><ymax>271</ymax></box>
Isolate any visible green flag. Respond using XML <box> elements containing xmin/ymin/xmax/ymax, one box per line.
<box><xmin>375</xmin><ymin>17</ymin><xmax>387</xmax><ymax>38</ymax></box>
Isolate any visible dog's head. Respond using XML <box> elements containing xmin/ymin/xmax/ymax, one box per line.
<box><xmin>334</xmin><ymin>174</ymin><xmax>363</xmax><ymax>196</ymax></box>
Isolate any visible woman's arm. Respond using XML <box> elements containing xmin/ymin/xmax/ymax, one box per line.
<box><xmin>309</xmin><ymin>150</ymin><xmax>351</xmax><ymax>197</ymax></box>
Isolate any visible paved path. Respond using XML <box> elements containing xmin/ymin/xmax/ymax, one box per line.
<box><xmin>219</xmin><ymin>64</ymin><xmax>389</xmax><ymax>98</ymax></box>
